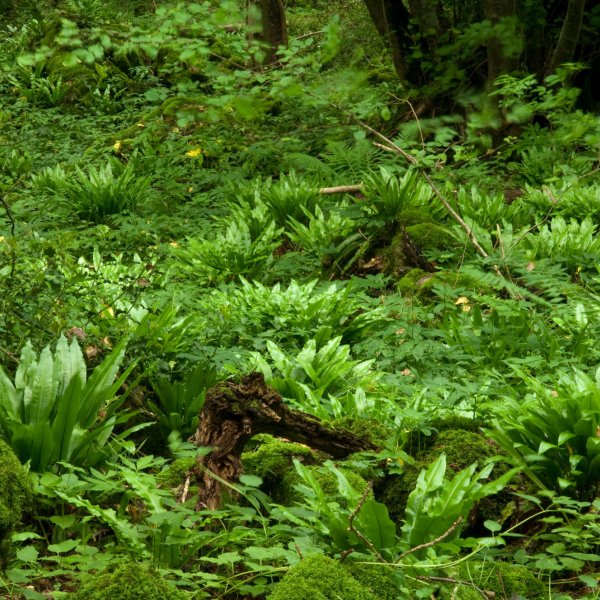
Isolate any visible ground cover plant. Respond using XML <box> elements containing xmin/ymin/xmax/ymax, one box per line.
<box><xmin>1</xmin><ymin>0</ymin><xmax>600</xmax><ymax>598</ymax></box>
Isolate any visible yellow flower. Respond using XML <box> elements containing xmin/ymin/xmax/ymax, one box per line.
<box><xmin>113</xmin><ymin>140</ymin><xmax>122</xmax><ymax>152</ymax></box>
<box><xmin>186</xmin><ymin>148</ymin><xmax>202</xmax><ymax>157</ymax></box>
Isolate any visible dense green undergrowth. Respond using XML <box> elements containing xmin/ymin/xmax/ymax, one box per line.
<box><xmin>1</xmin><ymin>0</ymin><xmax>600</xmax><ymax>598</ymax></box>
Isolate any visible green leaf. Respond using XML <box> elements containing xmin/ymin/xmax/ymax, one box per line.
<box><xmin>356</xmin><ymin>499</ymin><xmax>397</xmax><ymax>550</ymax></box>
<box><xmin>484</xmin><ymin>519</ymin><xmax>502</xmax><ymax>532</ymax></box>
<box><xmin>47</xmin><ymin>539</ymin><xmax>81</xmax><ymax>553</ymax></box>
<box><xmin>16</xmin><ymin>546</ymin><xmax>39</xmax><ymax>563</ymax></box>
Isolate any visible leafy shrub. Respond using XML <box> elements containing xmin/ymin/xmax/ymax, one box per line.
<box><xmin>378</xmin><ymin>428</ymin><xmax>509</xmax><ymax>526</ymax></box>
<box><xmin>71</xmin><ymin>560</ymin><xmax>189</xmax><ymax>599</ymax></box>
<box><xmin>202</xmin><ymin>278</ymin><xmax>387</xmax><ymax>348</ymax></box>
<box><xmin>173</xmin><ymin>220</ymin><xmax>282</xmax><ymax>285</ymax></box>
<box><xmin>254</xmin><ymin>336</ymin><xmax>377</xmax><ymax>418</ymax></box>
<box><xmin>0</xmin><ymin>439</ymin><xmax>33</xmax><ymax>567</ymax></box>
<box><xmin>0</xmin><ymin>335</ymin><xmax>136</xmax><ymax>471</ymax></box>
<box><xmin>31</xmin><ymin>163</ymin><xmax>152</xmax><ymax>223</ymax></box>
<box><xmin>400</xmin><ymin>454</ymin><xmax>514</xmax><ymax>558</ymax></box>
<box><xmin>489</xmin><ymin>368</ymin><xmax>600</xmax><ymax>500</ymax></box>
<box><xmin>262</xmin><ymin>171</ymin><xmax>320</xmax><ymax>228</ymax></box>
<box><xmin>525</xmin><ymin>216</ymin><xmax>600</xmax><ymax>273</ymax></box>
<box><xmin>362</xmin><ymin>167</ymin><xmax>431</xmax><ymax>226</ymax></box>
<box><xmin>149</xmin><ymin>362</ymin><xmax>219</xmax><ymax>440</ymax></box>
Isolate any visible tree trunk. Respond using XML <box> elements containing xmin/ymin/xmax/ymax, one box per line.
<box><xmin>545</xmin><ymin>0</ymin><xmax>585</xmax><ymax>77</ymax></box>
<box><xmin>484</xmin><ymin>0</ymin><xmax>519</xmax><ymax>86</ymax></box>
<box><xmin>192</xmin><ymin>372</ymin><xmax>377</xmax><ymax>510</ymax></box>
<box><xmin>363</xmin><ymin>0</ymin><xmax>410</xmax><ymax>80</ymax></box>
<box><xmin>247</xmin><ymin>0</ymin><xmax>288</xmax><ymax>66</ymax></box>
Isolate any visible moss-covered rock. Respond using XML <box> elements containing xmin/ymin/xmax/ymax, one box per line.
<box><xmin>405</xmin><ymin>223</ymin><xmax>457</xmax><ymax>253</ymax></box>
<box><xmin>347</xmin><ymin>562</ymin><xmax>405</xmax><ymax>600</ymax></box>
<box><xmin>428</xmin><ymin>561</ymin><xmax>546</xmax><ymax>600</ymax></box>
<box><xmin>396</xmin><ymin>267</ymin><xmax>436</xmax><ymax>296</ymax></box>
<box><xmin>156</xmin><ymin>457</ymin><xmax>196</xmax><ymax>490</ymax></box>
<box><xmin>0</xmin><ymin>439</ymin><xmax>33</xmax><ymax>568</ymax></box>
<box><xmin>376</xmin><ymin>426</ymin><xmax>509</xmax><ymax>527</ymax></box>
<box><xmin>71</xmin><ymin>561</ymin><xmax>189</xmax><ymax>599</ymax></box>
<box><xmin>396</xmin><ymin>267</ymin><xmax>492</xmax><ymax>298</ymax></box>
<box><xmin>243</xmin><ymin>435</ymin><xmax>319</xmax><ymax>502</ymax></box>
<box><xmin>268</xmin><ymin>555</ymin><xmax>378</xmax><ymax>600</ymax></box>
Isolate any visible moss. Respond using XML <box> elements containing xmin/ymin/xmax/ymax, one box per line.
<box><xmin>0</xmin><ymin>439</ymin><xmax>33</xmax><ymax>568</ymax></box>
<box><xmin>405</xmin><ymin>223</ymin><xmax>457</xmax><ymax>253</ymax></box>
<box><xmin>43</xmin><ymin>52</ymin><xmax>98</xmax><ymax>102</ymax></box>
<box><xmin>268</xmin><ymin>555</ymin><xmax>376</xmax><ymax>600</ymax></box>
<box><xmin>346</xmin><ymin>562</ymin><xmax>405</xmax><ymax>600</ymax></box>
<box><xmin>71</xmin><ymin>561</ymin><xmax>189</xmax><ymax>599</ymax></box>
<box><xmin>403</xmin><ymin>416</ymin><xmax>484</xmax><ymax>456</ymax></box>
<box><xmin>329</xmin><ymin>417</ymin><xmax>391</xmax><ymax>447</ymax></box>
<box><xmin>429</xmin><ymin>561</ymin><xmax>546</xmax><ymax>600</ymax></box>
<box><xmin>376</xmin><ymin>427</ymin><xmax>509</xmax><ymax>527</ymax></box>
<box><xmin>156</xmin><ymin>457</ymin><xmax>196</xmax><ymax>490</ymax></box>
<box><xmin>396</xmin><ymin>268</ymin><xmax>436</xmax><ymax>296</ymax></box>
<box><xmin>243</xmin><ymin>435</ymin><xmax>318</xmax><ymax>502</ymax></box>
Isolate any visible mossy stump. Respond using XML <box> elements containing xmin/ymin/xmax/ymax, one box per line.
<box><xmin>192</xmin><ymin>372</ymin><xmax>377</xmax><ymax>510</ymax></box>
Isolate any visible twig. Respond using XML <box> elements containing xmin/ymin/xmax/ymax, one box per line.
<box><xmin>396</xmin><ymin>516</ymin><xmax>463</xmax><ymax>562</ymax></box>
<box><xmin>347</xmin><ymin>481</ymin><xmax>387</xmax><ymax>563</ymax></box>
<box><xmin>1</xmin><ymin>189</ymin><xmax>17</xmax><ymax>278</ymax></box>
<box><xmin>178</xmin><ymin>474</ymin><xmax>191</xmax><ymax>503</ymax></box>
<box><xmin>412</xmin><ymin>574</ymin><xmax>490</xmax><ymax>599</ymax></box>
<box><xmin>319</xmin><ymin>184</ymin><xmax>363</xmax><ymax>195</ymax></box>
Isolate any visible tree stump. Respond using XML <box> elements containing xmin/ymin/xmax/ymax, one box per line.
<box><xmin>192</xmin><ymin>372</ymin><xmax>377</xmax><ymax>510</ymax></box>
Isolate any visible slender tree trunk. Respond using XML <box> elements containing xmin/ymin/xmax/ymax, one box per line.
<box><xmin>247</xmin><ymin>0</ymin><xmax>288</xmax><ymax>66</ymax></box>
<box><xmin>545</xmin><ymin>0</ymin><xmax>585</xmax><ymax>76</ymax></box>
<box><xmin>484</xmin><ymin>0</ymin><xmax>519</xmax><ymax>86</ymax></box>
<box><xmin>363</xmin><ymin>0</ymin><xmax>410</xmax><ymax>80</ymax></box>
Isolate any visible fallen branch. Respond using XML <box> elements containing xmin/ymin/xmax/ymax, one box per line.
<box><xmin>319</xmin><ymin>184</ymin><xmax>363</xmax><ymax>195</ymax></box>
<box><xmin>396</xmin><ymin>516</ymin><xmax>463</xmax><ymax>562</ymax></box>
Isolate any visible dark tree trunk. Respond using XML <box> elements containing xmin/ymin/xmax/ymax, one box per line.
<box><xmin>484</xmin><ymin>0</ymin><xmax>519</xmax><ymax>86</ymax></box>
<box><xmin>248</xmin><ymin>0</ymin><xmax>288</xmax><ymax>66</ymax></box>
<box><xmin>545</xmin><ymin>0</ymin><xmax>586</xmax><ymax>76</ymax></box>
<box><xmin>192</xmin><ymin>372</ymin><xmax>377</xmax><ymax>510</ymax></box>
<box><xmin>363</xmin><ymin>0</ymin><xmax>411</xmax><ymax>80</ymax></box>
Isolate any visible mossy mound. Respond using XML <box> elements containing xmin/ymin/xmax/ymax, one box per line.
<box><xmin>347</xmin><ymin>562</ymin><xmax>405</xmax><ymax>600</ymax></box>
<box><xmin>405</xmin><ymin>223</ymin><xmax>457</xmax><ymax>253</ymax></box>
<box><xmin>428</xmin><ymin>561</ymin><xmax>546</xmax><ymax>600</ymax></box>
<box><xmin>243</xmin><ymin>435</ymin><xmax>319</xmax><ymax>502</ymax></box>
<box><xmin>403</xmin><ymin>416</ymin><xmax>484</xmax><ymax>457</ymax></box>
<box><xmin>396</xmin><ymin>267</ymin><xmax>436</xmax><ymax>295</ymax></box>
<box><xmin>0</xmin><ymin>439</ymin><xmax>33</xmax><ymax>566</ymax></box>
<box><xmin>268</xmin><ymin>555</ymin><xmax>399</xmax><ymax>600</ymax></box>
<box><xmin>377</xmin><ymin>427</ymin><xmax>508</xmax><ymax>526</ymax></box>
<box><xmin>396</xmin><ymin>267</ymin><xmax>491</xmax><ymax>297</ymax></box>
<box><xmin>156</xmin><ymin>457</ymin><xmax>196</xmax><ymax>490</ymax></box>
<box><xmin>71</xmin><ymin>561</ymin><xmax>188</xmax><ymax>599</ymax></box>
<box><xmin>329</xmin><ymin>417</ymin><xmax>391</xmax><ymax>447</ymax></box>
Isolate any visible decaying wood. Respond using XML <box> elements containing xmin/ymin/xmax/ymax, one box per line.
<box><xmin>192</xmin><ymin>372</ymin><xmax>376</xmax><ymax>510</ymax></box>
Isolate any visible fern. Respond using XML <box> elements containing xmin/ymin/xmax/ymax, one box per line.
<box><xmin>321</xmin><ymin>139</ymin><xmax>381</xmax><ymax>180</ymax></box>
<box><xmin>283</xmin><ymin>152</ymin><xmax>335</xmax><ymax>179</ymax></box>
